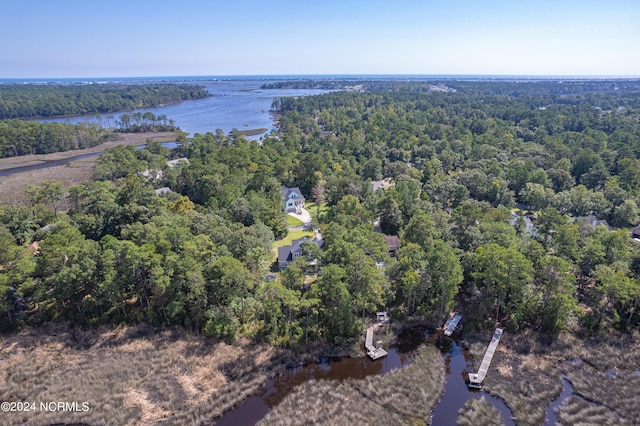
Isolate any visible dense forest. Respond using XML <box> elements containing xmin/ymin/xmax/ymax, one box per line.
<box><xmin>2</xmin><ymin>79</ymin><xmax>640</xmax><ymax>347</ymax></box>
<box><xmin>0</xmin><ymin>83</ymin><xmax>207</xmax><ymax>157</ymax></box>
<box><xmin>263</xmin><ymin>78</ymin><xmax>640</xmax><ymax>96</ymax></box>
<box><xmin>0</xmin><ymin>111</ymin><xmax>179</xmax><ymax>157</ymax></box>
<box><xmin>0</xmin><ymin>83</ymin><xmax>210</xmax><ymax>119</ymax></box>
<box><xmin>0</xmin><ymin>119</ymin><xmax>118</xmax><ymax>157</ymax></box>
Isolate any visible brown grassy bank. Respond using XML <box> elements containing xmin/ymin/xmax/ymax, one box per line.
<box><xmin>237</xmin><ymin>128</ymin><xmax>268</xmax><ymax>137</ymax></box>
<box><xmin>458</xmin><ymin>396</ymin><xmax>504</xmax><ymax>426</ymax></box>
<box><xmin>0</xmin><ymin>324</ymin><xmax>290</xmax><ymax>426</ymax></box>
<box><xmin>259</xmin><ymin>345</ymin><xmax>445</xmax><ymax>426</ymax></box>
<box><xmin>0</xmin><ymin>132</ymin><xmax>180</xmax><ymax>205</ymax></box>
<box><xmin>465</xmin><ymin>330</ymin><xmax>640</xmax><ymax>426</ymax></box>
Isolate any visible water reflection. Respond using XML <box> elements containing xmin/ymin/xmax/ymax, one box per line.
<box><xmin>216</xmin><ymin>342</ymin><xmax>406</xmax><ymax>426</ymax></box>
<box><xmin>216</xmin><ymin>326</ymin><xmax>516</xmax><ymax>426</ymax></box>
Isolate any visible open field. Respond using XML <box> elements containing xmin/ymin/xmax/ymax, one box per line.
<box><xmin>0</xmin><ymin>324</ymin><xmax>291</xmax><ymax>426</ymax></box>
<box><xmin>0</xmin><ymin>162</ymin><xmax>94</xmax><ymax>205</ymax></box>
<box><xmin>0</xmin><ymin>132</ymin><xmax>180</xmax><ymax>205</ymax></box>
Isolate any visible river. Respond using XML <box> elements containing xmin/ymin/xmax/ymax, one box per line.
<box><xmin>0</xmin><ymin>81</ymin><xmax>330</xmax><ymax>177</ymax></box>
<box><xmin>38</xmin><ymin>80</ymin><xmax>334</xmax><ymax>137</ymax></box>
<box><xmin>216</xmin><ymin>326</ymin><xmax>515</xmax><ymax>426</ymax></box>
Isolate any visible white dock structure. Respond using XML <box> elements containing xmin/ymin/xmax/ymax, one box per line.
<box><xmin>443</xmin><ymin>314</ymin><xmax>462</xmax><ymax>336</ymax></box>
<box><xmin>365</xmin><ymin>312</ymin><xmax>389</xmax><ymax>360</ymax></box>
<box><xmin>469</xmin><ymin>328</ymin><xmax>503</xmax><ymax>388</ymax></box>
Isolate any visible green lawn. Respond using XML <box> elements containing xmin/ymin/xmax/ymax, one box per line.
<box><xmin>304</xmin><ymin>201</ymin><xmax>329</xmax><ymax>222</ymax></box>
<box><xmin>272</xmin><ymin>229</ymin><xmax>315</xmax><ymax>259</ymax></box>
<box><xmin>286</xmin><ymin>214</ymin><xmax>304</xmax><ymax>227</ymax></box>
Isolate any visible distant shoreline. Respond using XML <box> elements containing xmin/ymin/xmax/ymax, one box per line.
<box><xmin>2</xmin><ymin>74</ymin><xmax>640</xmax><ymax>84</ymax></box>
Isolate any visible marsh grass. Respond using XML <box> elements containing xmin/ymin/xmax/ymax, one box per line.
<box><xmin>0</xmin><ymin>132</ymin><xmax>180</xmax><ymax>205</ymax></box>
<box><xmin>259</xmin><ymin>345</ymin><xmax>445</xmax><ymax>426</ymax></box>
<box><xmin>0</xmin><ymin>324</ymin><xmax>289</xmax><ymax>425</ymax></box>
<box><xmin>466</xmin><ymin>331</ymin><xmax>563</xmax><ymax>426</ymax></box>
<box><xmin>464</xmin><ymin>330</ymin><xmax>640</xmax><ymax>426</ymax></box>
<box><xmin>457</xmin><ymin>396</ymin><xmax>504</xmax><ymax>426</ymax></box>
<box><xmin>557</xmin><ymin>396</ymin><xmax>624</xmax><ymax>425</ymax></box>
<box><xmin>561</xmin><ymin>359</ymin><xmax>640</xmax><ymax>424</ymax></box>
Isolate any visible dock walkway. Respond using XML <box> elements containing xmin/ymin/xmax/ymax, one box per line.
<box><xmin>469</xmin><ymin>328</ymin><xmax>503</xmax><ymax>388</ymax></box>
<box><xmin>443</xmin><ymin>314</ymin><xmax>462</xmax><ymax>336</ymax></box>
<box><xmin>365</xmin><ymin>313</ymin><xmax>389</xmax><ymax>360</ymax></box>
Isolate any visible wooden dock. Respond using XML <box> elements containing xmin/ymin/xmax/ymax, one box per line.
<box><xmin>443</xmin><ymin>314</ymin><xmax>462</xmax><ymax>336</ymax></box>
<box><xmin>469</xmin><ymin>328</ymin><xmax>503</xmax><ymax>388</ymax></box>
<box><xmin>365</xmin><ymin>313</ymin><xmax>389</xmax><ymax>360</ymax></box>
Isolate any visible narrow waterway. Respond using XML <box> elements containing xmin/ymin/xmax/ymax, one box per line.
<box><xmin>0</xmin><ymin>142</ymin><xmax>179</xmax><ymax>177</ymax></box>
<box><xmin>0</xmin><ymin>152</ymin><xmax>100</xmax><ymax>177</ymax></box>
<box><xmin>429</xmin><ymin>335</ymin><xmax>514</xmax><ymax>426</ymax></box>
<box><xmin>544</xmin><ymin>376</ymin><xmax>574</xmax><ymax>425</ymax></box>
<box><xmin>216</xmin><ymin>326</ymin><xmax>515</xmax><ymax>425</ymax></box>
<box><xmin>216</xmin><ymin>348</ymin><xmax>409</xmax><ymax>426</ymax></box>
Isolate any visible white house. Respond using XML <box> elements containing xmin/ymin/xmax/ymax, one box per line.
<box><xmin>282</xmin><ymin>186</ymin><xmax>305</xmax><ymax>213</ymax></box>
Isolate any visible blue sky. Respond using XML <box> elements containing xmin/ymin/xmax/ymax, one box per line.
<box><xmin>1</xmin><ymin>0</ymin><xmax>639</xmax><ymax>78</ymax></box>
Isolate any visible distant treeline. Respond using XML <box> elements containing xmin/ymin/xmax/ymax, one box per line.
<box><xmin>0</xmin><ymin>84</ymin><xmax>210</xmax><ymax>119</ymax></box>
<box><xmin>263</xmin><ymin>78</ymin><xmax>640</xmax><ymax>97</ymax></box>
<box><xmin>0</xmin><ymin>110</ymin><xmax>181</xmax><ymax>157</ymax></box>
<box><xmin>114</xmin><ymin>111</ymin><xmax>179</xmax><ymax>133</ymax></box>
<box><xmin>0</xmin><ymin>120</ymin><xmax>119</xmax><ymax>157</ymax></box>
<box><xmin>262</xmin><ymin>79</ymin><xmax>436</xmax><ymax>92</ymax></box>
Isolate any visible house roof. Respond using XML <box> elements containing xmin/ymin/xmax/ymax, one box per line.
<box><xmin>509</xmin><ymin>213</ymin><xmax>536</xmax><ymax>235</ymax></box>
<box><xmin>370</xmin><ymin>179</ymin><xmax>394</xmax><ymax>191</ymax></box>
<box><xmin>155</xmin><ymin>187</ymin><xmax>172</xmax><ymax>195</ymax></box>
<box><xmin>576</xmin><ymin>215</ymin><xmax>612</xmax><ymax>231</ymax></box>
<box><xmin>282</xmin><ymin>186</ymin><xmax>304</xmax><ymax>200</ymax></box>
<box><xmin>27</xmin><ymin>241</ymin><xmax>40</xmax><ymax>255</ymax></box>
<box><xmin>167</xmin><ymin>158</ymin><xmax>189</xmax><ymax>168</ymax></box>
<box><xmin>277</xmin><ymin>237</ymin><xmax>323</xmax><ymax>264</ymax></box>
<box><xmin>383</xmin><ymin>235</ymin><xmax>401</xmax><ymax>250</ymax></box>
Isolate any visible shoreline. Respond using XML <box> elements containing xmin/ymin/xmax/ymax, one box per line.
<box><xmin>0</xmin><ymin>131</ymin><xmax>181</xmax><ymax>171</ymax></box>
<box><xmin>16</xmin><ymin>100</ymin><xmax>185</xmax><ymax>121</ymax></box>
<box><xmin>0</xmin><ymin>131</ymin><xmax>181</xmax><ymax>204</ymax></box>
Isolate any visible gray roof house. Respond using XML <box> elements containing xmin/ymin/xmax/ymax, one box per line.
<box><xmin>278</xmin><ymin>237</ymin><xmax>323</xmax><ymax>270</ymax></box>
<box><xmin>166</xmin><ymin>157</ymin><xmax>189</xmax><ymax>168</ymax></box>
<box><xmin>154</xmin><ymin>187</ymin><xmax>172</xmax><ymax>195</ymax></box>
<box><xmin>383</xmin><ymin>235</ymin><xmax>401</xmax><ymax>257</ymax></box>
<box><xmin>282</xmin><ymin>186</ymin><xmax>305</xmax><ymax>213</ymax></box>
<box><xmin>509</xmin><ymin>212</ymin><xmax>536</xmax><ymax>236</ymax></box>
<box><xmin>576</xmin><ymin>215</ymin><xmax>613</xmax><ymax>231</ymax></box>
<box><xmin>370</xmin><ymin>179</ymin><xmax>395</xmax><ymax>191</ymax></box>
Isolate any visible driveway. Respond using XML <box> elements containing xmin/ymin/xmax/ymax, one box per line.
<box><xmin>288</xmin><ymin>208</ymin><xmax>312</xmax><ymax>231</ymax></box>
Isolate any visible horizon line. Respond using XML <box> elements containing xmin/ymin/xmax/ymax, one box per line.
<box><xmin>2</xmin><ymin>73</ymin><xmax>640</xmax><ymax>82</ymax></box>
